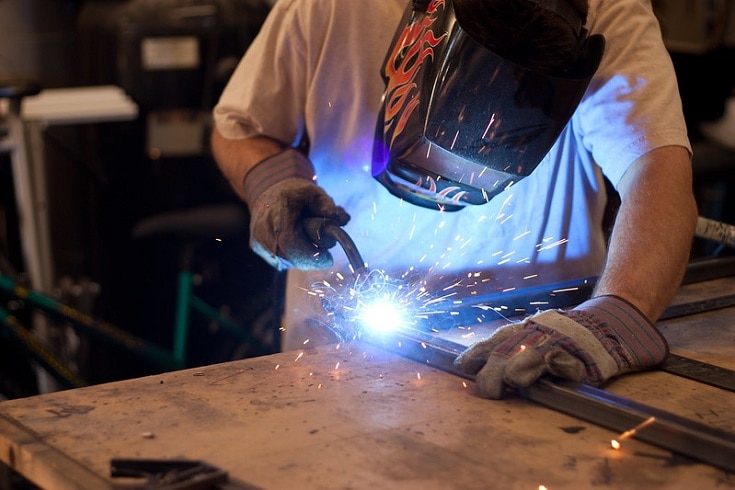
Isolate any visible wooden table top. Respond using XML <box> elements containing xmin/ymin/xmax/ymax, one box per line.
<box><xmin>1</xmin><ymin>278</ymin><xmax>734</xmax><ymax>489</ymax></box>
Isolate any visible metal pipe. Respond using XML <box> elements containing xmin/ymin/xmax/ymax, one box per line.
<box><xmin>696</xmin><ymin>216</ymin><xmax>735</xmax><ymax>249</ymax></box>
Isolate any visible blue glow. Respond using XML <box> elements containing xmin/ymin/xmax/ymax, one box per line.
<box><xmin>356</xmin><ymin>295</ymin><xmax>408</xmax><ymax>334</ymax></box>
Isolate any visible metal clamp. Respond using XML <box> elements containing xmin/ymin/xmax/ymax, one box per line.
<box><xmin>110</xmin><ymin>458</ymin><xmax>228</xmax><ymax>490</ymax></box>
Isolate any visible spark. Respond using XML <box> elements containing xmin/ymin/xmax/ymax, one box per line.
<box><xmin>553</xmin><ymin>287</ymin><xmax>579</xmax><ymax>293</ymax></box>
<box><xmin>215</xmin><ymin>237</ymin><xmax>222</xmax><ymax>242</ymax></box>
<box><xmin>462</xmin><ymin>381</ymin><xmax>468</xmax><ymax>388</ymax></box>
<box><xmin>513</xmin><ymin>230</ymin><xmax>531</xmax><ymax>241</ymax></box>
<box><xmin>275</xmin><ymin>364</ymin><xmax>280</xmax><ymax>370</ymax></box>
<box><xmin>460</xmin><ymin>237</ymin><xmax>473</xmax><ymax>249</ymax></box>
<box><xmin>537</xmin><ymin>238</ymin><xmax>569</xmax><ymax>251</ymax></box>
<box><xmin>294</xmin><ymin>352</ymin><xmax>304</xmax><ymax>362</ymax></box>
<box><xmin>417</xmin><ymin>372</ymin><xmax>421</xmax><ymax>380</ymax></box>
<box><xmin>611</xmin><ymin>416</ymin><xmax>656</xmax><ymax>450</ymax></box>
<box><xmin>451</xmin><ymin>130</ymin><xmax>459</xmax><ymax>150</ymax></box>
<box><xmin>424</xmin><ymin>292</ymin><xmax>457</xmax><ymax>305</ymax></box>
<box><xmin>482</xmin><ymin>113</ymin><xmax>496</xmax><ymax>139</ymax></box>
<box><xmin>335</xmin><ymin>362</ymin><xmax>340</xmax><ymax>370</ymax></box>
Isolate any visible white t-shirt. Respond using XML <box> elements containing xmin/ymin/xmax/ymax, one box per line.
<box><xmin>214</xmin><ymin>0</ymin><xmax>691</xmax><ymax>350</ymax></box>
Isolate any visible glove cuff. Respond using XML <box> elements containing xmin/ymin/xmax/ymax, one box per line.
<box><xmin>242</xmin><ymin>148</ymin><xmax>316</xmax><ymax>209</ymax></box>
<box><xmin>571</xmin><ymin>295</ymin><xmax>669</xmax><ymax>368</ymax></box>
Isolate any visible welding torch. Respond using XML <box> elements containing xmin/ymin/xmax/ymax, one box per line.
<box><xmin>303</xmin><ymin>217</ymin><xmax>367</xmax><ymax>275</ymax></box>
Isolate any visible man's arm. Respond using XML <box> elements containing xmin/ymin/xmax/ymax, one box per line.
<box><xmin>594</xmin><ymin>145</ymin><xmax>698</xmax><ymax>321</ymax></box>
<box><xmin>454</xmin><ymin>145</ymin><xmax>698</xmax><ymax>397</ymax></box>
<box><xmin>210</xmin><ymin>128</ymin><xmax>350</xmax><ymax>270</ymax></box>
<box><xmin>210</xmin><ymin>129</ymin><xmax>286</xmax><ymax>202</ymax></box>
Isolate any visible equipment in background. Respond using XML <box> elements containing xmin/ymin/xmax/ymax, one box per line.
<box><xmin>77</xmin><ymin>0</ymin><xmax>271</xmax><ymax>159</ymax></box>
<box><xmin>68</xmin><ymin>0</ymin><xmax>276</xmax><ymax>382</ymax></box>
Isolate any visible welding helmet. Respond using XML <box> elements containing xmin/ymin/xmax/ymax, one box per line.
<box><xmin>372</xmin><ymin>0</ymin><xmax>605</xmax><ymax>211</ymax></box>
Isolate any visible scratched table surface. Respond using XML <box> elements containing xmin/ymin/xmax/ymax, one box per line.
<box><xmin>1</xmin><ymin>279</ymin><xmax>734</xmax><ymax>489</ymax></box>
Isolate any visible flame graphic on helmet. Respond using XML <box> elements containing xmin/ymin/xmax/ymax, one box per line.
<box><xmin>384</xmin><ymin>0</ymin><xmax>446</xmax><ymax>146</ymax></box>
<box><xmin>417</xmin><ymin>176</ymin><xmax>468</xmax><ymax>204</ymax></box>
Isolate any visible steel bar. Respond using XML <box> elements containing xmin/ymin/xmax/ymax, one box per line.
<box><xmin>409</xmin><ymin>257</ymin><xmax>735</xmax><ymax>332</ymax></box>
<box><xmin>521</xmin><ymin>380</ymin><xmax>735</xmax><ymax>473</ymax></box>
<box><xmin>362</xmin><ymin>329</ymin><xmax>735</xmax><ymax>473</ymax></box>
<box><xmin>663</xmin><ymin>353</ymin><xmax>735</xmax><ymax>393</ymax></box>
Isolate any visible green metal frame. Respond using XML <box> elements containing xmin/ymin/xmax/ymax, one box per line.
<box><xmin>0</xmin><ymin>271</ymin><xmax>257</xmax><ymax>390</ymax></box>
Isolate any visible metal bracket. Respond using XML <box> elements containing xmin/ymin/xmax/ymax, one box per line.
<box><xmin>110</xmin><ymin>458</ymin><xmax>228</xmax><ymax>490</ymax></box>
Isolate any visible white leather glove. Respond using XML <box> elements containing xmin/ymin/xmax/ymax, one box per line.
<box><xmin>243</xmin><ymin>148</ymin><xmax>350</xmax><ymax>270</ymax></box>
<box><xmin>454</xmin><ymin>295</ymin><xmax>669</xmax><ymax>399</ymax></box>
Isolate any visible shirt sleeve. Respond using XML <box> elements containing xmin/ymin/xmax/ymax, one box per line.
<box><xmin>575</xmin><ymin>0</ymin><xmax>692</xmax><ymax>188</ymax></box>
<box><xmin>212</xmin><ymin>0</ymin><xmax>308</xmax><ymax>146</ymax></box>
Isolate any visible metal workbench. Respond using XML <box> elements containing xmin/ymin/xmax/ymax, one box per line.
<box><xmin>0</xmin><ymin>276</ymin><xmax>733</xmax><ymax>489</ymax></box>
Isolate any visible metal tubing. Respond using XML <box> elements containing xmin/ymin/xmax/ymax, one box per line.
<box><xmin>362</xmin><ymin>328</ymin><xmax>735</xmax><ymax>473</ymax></box>
<box><xmin>696</xmin><ymin>216</ymin><xmax>735</xmax><ymax>249</ymax></box>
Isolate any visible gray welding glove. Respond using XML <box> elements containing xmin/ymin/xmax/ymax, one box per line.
<box><xmin>243</xmin><ymin>148</ymin><xmax>350</xmax><ymax>270</ymax></box>
<box><xmin>454</xmin><ymin>295</ymin><xmax>669</xmax><ymax>399</ymax></box>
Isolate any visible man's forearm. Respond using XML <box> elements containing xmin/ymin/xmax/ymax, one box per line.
<box><xmin>594</xmin><ymin>145</ymin><xmax>698</xmax><ymax>321</ymax></box>
<box><xmin>210</xmin><ymin>129</ymin><xmax>286</xmax><ymax>202</ymax></box>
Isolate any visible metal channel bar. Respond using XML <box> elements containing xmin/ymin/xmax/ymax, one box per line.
<box><xmin>413</xmin><ymin>258</ymin><xmax>735</xmax><ymax>391</ymax></box>
<box><xmin>521</xmin><ymin>380</ymin><xmax>735</xmax><ymax>473</ymax></box>
<box><xmin>663</xmin><ymin>354</ymin><xmax>735</xmax><ymax>393</ymax></box>
<box><xmin>362</xmin><ymin>329</ymin><xmax>735</xmax><ymax>473</ymax></box>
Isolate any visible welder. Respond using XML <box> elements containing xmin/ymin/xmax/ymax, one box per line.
<box><xmin>211</xmin><ymin>0</ymin><xmax>697</xmax><ymax>399</ymax></box>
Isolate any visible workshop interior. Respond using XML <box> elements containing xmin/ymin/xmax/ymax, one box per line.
<box><xmin>0</xmin><ymin>0</ymin><xmax>734</xmax><ymax>487</ymax></box>
<box><xmin>0</xmin><ymin>0</ymin><xmax>734</xmax><ymax>397</ymax></box>
<box><xmin>1</xmin><ymin>0</ymin><xmax>734</xmax><ymax>399</ymax></box>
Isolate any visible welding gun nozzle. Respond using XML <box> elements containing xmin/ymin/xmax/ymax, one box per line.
<box><xmin>303</xmin><ymin>217</ymin><xmax>366</xmax><ymax>274</ymax></box>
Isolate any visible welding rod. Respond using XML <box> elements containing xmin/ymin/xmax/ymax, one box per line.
<box><xmin>695</xmin><ymin>216</ymin><xmax>735</xmax><ymax>249</ymax></box>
